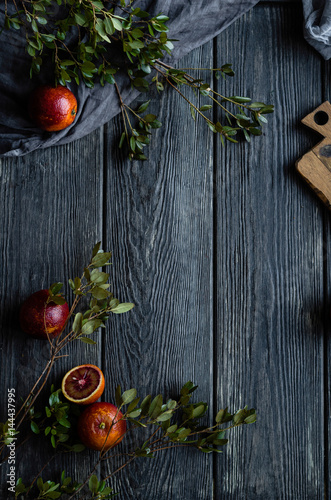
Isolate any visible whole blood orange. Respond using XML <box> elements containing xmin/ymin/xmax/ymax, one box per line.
<box><xmin>62</xmin><ymin>364</ymin><xmax>105</xmax><ymax>405</ymax></box>
<box><xmin>78</xmin><ymin>402</ymin><xmax>126</xmax><ymax>452</ymax></box>
<box><xmin>19</xmin><ymin>289</ymin><xmax>69</xmax><ymax>340</ymax></box>
<box><xmin>28</xmin><ymin>85</ymin><xmax>77</xmax><ymax>131</ymax></box>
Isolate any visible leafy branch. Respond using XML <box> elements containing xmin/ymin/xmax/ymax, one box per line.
<box><xmin>14</xmin><ymin>382</ymin><xmax>256</xmax><ymax>499</ymax></box>
<box><xmin>2</xmin><ymin>0</ymin><xmax>274</xmax><ymax>159</ymax></box>
<box><xmin>0</xmin><ymin>242</ymin><xmax>134</xmax><ymax>459</ymax></box>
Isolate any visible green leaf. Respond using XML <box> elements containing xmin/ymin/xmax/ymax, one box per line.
<box><xmin>91</xmin><ymin>287</ymin><xmax>109</xmax><ymax>300</ymax></box>
<box><xmin>149</xmin><ymin>394</ymin><xmax>163</xmax><ymax>419</ymax></box>
<box><xmin>37</xmin><ymin>477</ymin><xmax>43</xmax><ymax>491</ymax></box>
<box><xmin>71</xmin><ymin>443</ymin><xmax>85</xmax><ymax>452</ymax></box>
<box><xmin>112</xmin><ymin>17</ymin><xmax>123</xmax><ymax>31</ymax></box>
<box><xmin>110</xmin><ymin>302</ymin><xmax>135</xmax><ymax>314</ymax></box>
<box><xmin>190</xmin><ymin>105</ymin><xmax>196</xmax><ymax>121</ymax></box>
<box><xmin>128</xmin><ymin>409</ymin><xmax>141</xmax><ymax>418</ymax></box>
<box><xmin>133</xmin><ymin>77</ymin><xmax>149</xmax><ymax>92</ymax></box>
<box><xmin>166</xmin><ymin>399</ymin><xmax>177</xmax><ymax>410</ymax></box>
<box><xmin>248</xmin><ymin>102</ymin><xmax>265</xmax><ymax>108</ymax></box>
<box><xmin>156</xmin><ymin>15</ymin><xmax>169</xmax><ymax>21</ymax></box>
<box><xmin>91</xmin><ymin>252</ymin><xmax>111</xmax><ymax>267</ymax></box>
<box><xmin>58</xmin><ymin>417</ymin><xmax>71</xmax><ymax>428</ymax></box>
<box><xmin>119</xmin><ymin>132</ymin><xmax>126</xmax><ymax>148</ymax></box>
<box><xmin>50</xmin><ymin>295</ymin><xmax>66</xmax><ymax>305</ymax></box>
<box><xmin>79</xmin><ymin>336</ymin><xmax>97</xmax><ymax>345</ymax></box>
<box><xmin>215</xmin><ymin>409</ymin><xmax>225</xmax><ymax>423</ymax></box>
<box><xmin>144</xmin><ymin>113</ymin><xmax>157</xmax><ymax>123</ymax></box>
<box><xmin>130</xmin><ymin>136</ymin><xmax>136</xmax><ymax>151</ymax></box>
<box><xmin>140</xmin><ymin>394</ymin><xmax>151</xmax><ymax>416</ymax></box>
<box><xmin>192</xmin><ymin>404</ymin><xmax>207</xmax><ymax>418</ymax></box>
<box><xmin>115</xmin><ymin>385</ymin><xmax>122</xmax><ymax>407</ymax></box>
<box><xmin>51</xmin><ymin>435</ymin><xmax>56</xmax><ymax>448</ymax></box>
<box><xmin>176</xmin><ymin>428</ymin><xmax>191</xmax><ymax>440</ymax></box>
<box><xmin>89</xmin><ymin>475</ymin><xmax>99</xmax><ymax>494</ymax></box>
<box><xmin>90</xmin><ymin>0</ymin><xmax>104</xmax><ymax>9</ymax></box>
<box><xmin>45</xmin><ymin>492</ymin><xmax>61</xmax><ymax>499</ymax></box>
<box><xmin>90</xmin><ymin>269</ymin><xmax>109</xmax><ymax>284</ymax></box>
<box><xmin>73</xmin><ymin>312</ymin><xmax>83</xmax><ymax>335</ymax></box>
<box><xmin>36</xmin><ymin>16</ymin><xmax>47</xmax><ymax>25</ymax></box>
<box><xmin>249</xmin><ymin>127</ymin><xmax>262</xmax><ymax>136</ymax></box>
<box><xmin>244</xmin><ymin>413</ymin><xmax>257</xmax><ymax>424</ymax></box>
<box><xmin>199</xmin><ymin>105</ymin><xmax>212</xmax><ymax>111</ymax></box>
<box><xmin>92</xmin><ymin>242</ymin><xmax>101</xmax><ymax>257</ymax></box>
<box><xmin>81</xmin><ymin>61</ymin><xmax>96</xmax><ymax>74</ymax></box>
<box><xmin>104</xmin><ymin>17</ymin><xmax>115</xmax><ymax>35</ymax></box>
<box><xmin>74</xmin><ymin>13</ymin><xmax>87</xmax><ymax>26</ymax></box>
<box><xmin>31</xmin><ymin>421</ymin><xmax>40</xmax><ymax>434</ymax></box>
<box><xmin>122</xmin><ymin>388</ymin><xmax>137</xmax><ymax>405</ymax></box>
<box><xmin>156</xmin><ymin>411</ymin><xmax>173</xmax><ymax>422</ymax></box>
<box><xmin>50</xmin><ymin>282</ymin><xmax>63</xmax><ymax>295</ymax></box>
<box><xmin>81</xmin><ymin>319</ymin><xmax>102</xmax><ymax>335</ymax></box>
<box><xmin>127</xmin><ymin>397</ymin><xmax>140</xmax><ymax>412</ymax></box>
<box><xmin>207</xmin><ymin>122</ymin><xmax>217</xmax><ymax>133</ymax></box>
<box><xmin>129</xmin><ymin>40</ymin><xmax>144</xmax><ymax>50</ymax></box>
<box><xmin>166</xmin><ymin>424</ymin><xmax>178</xmax><ymax>434</ymax></box>
<box><xmin>229</xmin><ymin>96</ymin><xmax>251</xmax><ymax>103</ymax></box>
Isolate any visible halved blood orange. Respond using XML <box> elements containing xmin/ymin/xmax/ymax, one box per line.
<box><xmin>61</xmin><ymin>364</ymin><xmax>105</xmax><ymax>405</ymax></box>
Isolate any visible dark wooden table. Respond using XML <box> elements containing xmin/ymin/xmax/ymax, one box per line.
<box><xmin>1</xmin><ymin>2</ymin><xmax>330</xmax><ymax>499</ymax></box>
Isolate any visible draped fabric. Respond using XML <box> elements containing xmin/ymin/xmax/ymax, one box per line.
<box><xmin>303</xmin><ymin>0</ymin><xmax>331</xmax><ymax>60</ymax></box>
<box><xmin>1</xmin><ymin>1</ymin><xmax>330</xmax><ymax>157</ymax></box>
<box><xmin>0</xmin><ymin>0</ymin><xmax>259</xmax><ymax>157</ymax></box>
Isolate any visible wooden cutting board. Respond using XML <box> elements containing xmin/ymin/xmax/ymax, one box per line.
<box><xmin>296</xmin><ymin>101</ymin><xmax>331</xmax><ymax>209</ymax></box>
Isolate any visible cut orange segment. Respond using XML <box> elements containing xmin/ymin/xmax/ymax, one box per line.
<box><xmin>61</xmin><ymin>364</ymin><xmax>105</xmax><ymax>405</ymax></box>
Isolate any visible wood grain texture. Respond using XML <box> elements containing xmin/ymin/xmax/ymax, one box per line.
<box><xmin>322</xmin><ymin>59</ymin><xmax>331</xmax><ymax>500</ymax></box>
<box><xmin>0</xmin><ymin>132</ymin><xmax>104</xmax><ymax>492</ymax></box>
<box><xmin>214</xmin><ymin>5</ymin><xmax>325</xmax><ymax>499</ymax></box>
<box><xmin>102</xmin><ymin>41</ymin><xmax>215</xmax><ymax>500</ymax></box>
<box><xmin>0</xmin><ymin>3</ymin><xmax>329</xmax><ymax>500</ymax></box>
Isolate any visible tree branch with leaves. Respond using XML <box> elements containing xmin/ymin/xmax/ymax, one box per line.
<box><xmin>2</xmin><ymin>0</ymin><xmax>273</xmax><ymax>159</ymax></box>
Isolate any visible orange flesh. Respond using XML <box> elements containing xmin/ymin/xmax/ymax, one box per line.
<box><xmin>64</xmin><ymin>366</ymin><xmax>101</xmax><ymax>400</ymax></box>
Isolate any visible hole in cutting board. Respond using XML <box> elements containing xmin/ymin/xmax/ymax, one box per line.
<box><xmin>314</xmin><ymin>110</ymin><xmax>329</xmax><ymax>125</ymax></box>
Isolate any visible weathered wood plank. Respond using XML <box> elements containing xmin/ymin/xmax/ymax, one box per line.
<box><xmin>322</xmin><ymin>59</ymin><xmax>331</xmax><ymax>500</ymax></box>
<box><xmin>0</xmin><ymin>131</ymin><xmax>104</xmax><ymax>493</ymax></box>
<box><xmin>102</xmin><ymin>41</ymin><xmax>215</xmax><ymax>499</ymax></box>
<box><xmin>214</xmin><ymin>4</ymin><xmax>325</xmax><ymax>499</ymax></box>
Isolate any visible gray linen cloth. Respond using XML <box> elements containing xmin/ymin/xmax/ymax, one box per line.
<box><xmin>0</xmin><ymin>0</ymin><xmax>259</xmax><ymax>157</ymax></box>
<box><xmin>0</xmin><ymin>1</ymin><xmax>330</xmax><ymax>157</ymax></box>
<box><xmin>303</xmin><ymin>0</ymin><xmax>331</xmax><ymax>59</ymax></box>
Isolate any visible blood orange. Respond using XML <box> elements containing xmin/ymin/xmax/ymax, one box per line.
<box><xmin>77</xmin><ymin>402</ymin><xmax>126</xmax><ymax>452</ymax></box>
<box><xmin>19</xmin><ymin>289</ymin><xmax>69</xmax><ymax>340</ymax></box>
<box><xmin>62</xmin><ymin>364</ymin><xmax>105</xmax><ymax>405</ymax></box>
<box><xmin>28</xmin><ymin>85</ymin><xmax>77</xmax><ymax>132</ymax></box>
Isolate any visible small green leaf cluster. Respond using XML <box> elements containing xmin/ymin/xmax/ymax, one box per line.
<box><xmin>3</xmin><ymin>1</ymin><xmax>172</xmax><ymax>88</ymax></box>
<box><xmin>29</xmin><ymin>386</ymin><xmax>84</xmax><ymax>452</ymax></box>
<box><xmin>119</xmin><ymin>100</ymin><xmax>162</xmax><ymax>160</ymax></box>
<box><xmin>13</xmin><ymin>381</ymin><xmax>256</xmax><ymax>499</ymax></box>
<box><xmin>15</xmin><ymin>471</ymin><xmax>82</xmax><ymax>500</ymax></box>
<box><xmin>88</xmin><ymin>474</ymin><xmax>116</xmax><ymax>499</ymax></box>
<box><xmin>165</xmin><ymin>66</ymin><xmax>274</xmax><ymax>144</ymax></box>
<box><xmin>0</xmin><ymin>420</ymin><xmax>19</xmax><ymax>445</ymax></box>
<box><xmin>48</xmin><ymin>282</ymin><xmax>67</xmax><ymax>306</ymax></box>
<box><xmin>66</xmin><ymin>242</ymin><xmax>134</xmax><ymax>346</ymax></box>
<box><xmin>113</xmin><ymin>381</ymin><xmax>256</xmax><ymax>458</ymax></box>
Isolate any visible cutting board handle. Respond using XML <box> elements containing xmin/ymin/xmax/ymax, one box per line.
<box><xmin>301</xmin><ymin>101</ymin><xmax>331</xmax><ymax>138</ymax></box>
